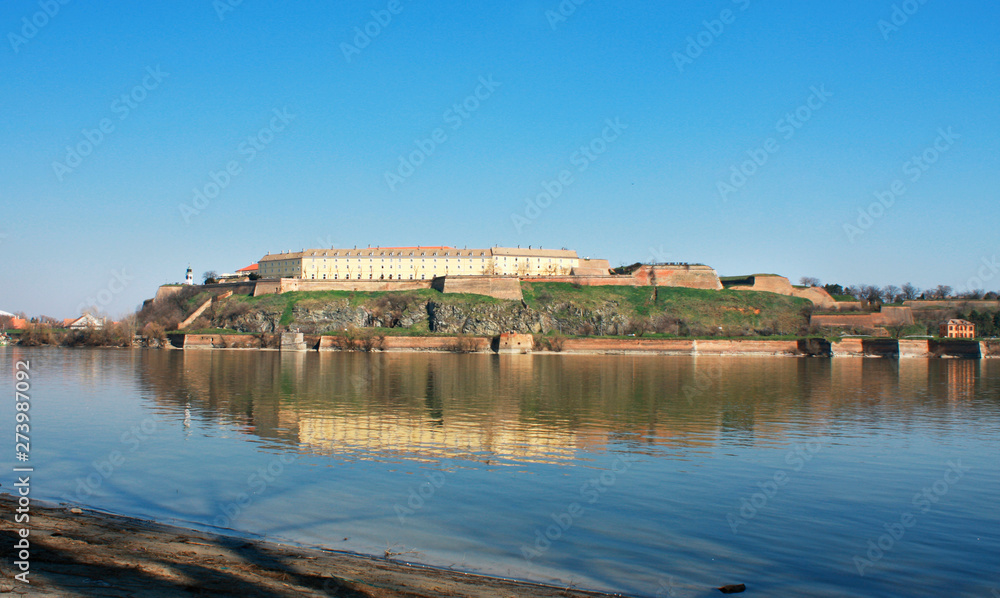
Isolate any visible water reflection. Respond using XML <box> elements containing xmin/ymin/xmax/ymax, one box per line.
<box><xmin>135</xmin><ymin>351</ymin><xmax>999</xmax><ymax>465</ymax></box>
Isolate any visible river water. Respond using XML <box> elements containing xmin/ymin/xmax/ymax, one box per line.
<box><xmin>2</xmin><ymin>347</ymin><xmax>998</xmax><ymax>596</ymax></box>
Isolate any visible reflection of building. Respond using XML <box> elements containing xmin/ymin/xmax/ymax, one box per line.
<box><xmin>290</xmin><ymin>411</ymin><xmax>577</xmax><ymax>465</ymax></box>
<box><xmin>940</xmin><ymin>319</ymin><xmax>975</xmax><ymax>339</ymax></box>
<box><xmin>943</xmin><ymin>359</ymin><xmax>976</xmax><ymax>402</ymax></box>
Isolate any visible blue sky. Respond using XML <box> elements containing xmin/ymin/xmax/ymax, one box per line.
<box><xmin>2</xmin><ymin>0</ymin><xmax>998</xmax><ymax>317</ymax></box>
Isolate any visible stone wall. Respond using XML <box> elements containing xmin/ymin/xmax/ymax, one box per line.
<box><xmin>635</xmin><ymin>265</ymin><xmax>723</xmax><ymax>290</ymax></box>
<box><xmin>153</xmin><ymin>285</ymin><xmax>184</xmax><ymax>304</ymax></box>
<box><xmin>812</xmin><ymin>313</ymin><xmax>878</xmax><ymax>328</ymax></box>
<box><xmin>811</xmin><ymin>306</ymin><xmax>914</xmax><ymax>329</ymax></box>
<box><xmin>316</xmin><ymin>335</ymin><xmax>492</xmax><ymax>352</ymax></box>
<box><xmin>694</xmin><ymin>339</ymin><xmax>800</xmax><ymax>355</ymax></box>
<box><xmin>729</xmin><ymin>275</ymin><xmax>836</xmax><ymax>308</ymax></box>
<box><xmin>571</xmin><ymin>259</ymin><xmax>611</xmax><ymax>276</ymax></box>
<box><xmin>520</xmin><ymin>275</ymin><xmax>637</xmax><ymax>286</ymax></box>
<box><xmin>898</xmin><ymin>339</ymin><xmax>931</xmax><ymax>358</ymax></box>
<box><xmin>432</xmin><ymin>276</ymin><xmax>523</xmax><ymax>300</ymax></box>
<box><xmin>904</xmin><ymin>300</ymin><xmax>1000</xmax><ymax>310</ymax></box>
<box><xmin>497</xmin><ymin>332</ymin><xmax>533</xmax><ymax>353</ymax></box>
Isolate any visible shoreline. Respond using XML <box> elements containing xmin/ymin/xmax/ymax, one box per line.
<box><xmin>4</xmin><ymin>334</ymin><xmax>996</xmax><ymax>358</ymax></box>
<box><xmin>139</xmin><ymin>334</ymin><xmax>1000</xmax><ymax>359</ymax></box>
<box><xmin>0</xmin><ymin>494</ymin><xmax>623</xmax><ymax>597</ymax></box>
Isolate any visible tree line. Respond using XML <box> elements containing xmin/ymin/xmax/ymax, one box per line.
<box><xmin>799</xmin><ymin>278</ymin><xmax>998</xmax><ymax>305</ymax></box>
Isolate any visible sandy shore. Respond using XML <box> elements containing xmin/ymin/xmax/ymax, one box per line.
<box><xmin>0</xmin><ymin>494</ymin><xmax>622</xmax><ymax>598</ymax></box>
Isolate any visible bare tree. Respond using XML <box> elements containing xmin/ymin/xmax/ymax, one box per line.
<box><xmin>799</xmin><ymin>276</ymin><xmax>821</xmax><ymax>287</ymax></box>
<box><xmin>901</xmin><ymin>282</ymin><xmax>919</xmax><ymax>301</ymax></box>
<box><xmin>203</xmin><ymin>270</ymin><xmax>218</xmax><ymax>284</ymax></box>
<box><xmin>882</xmin><ymin>285</ymin><xmax>901</xmax><ymax>304</ymax></box>
<box><xmin>932</xmin><ymin>285</ymin><xmax>953</xmax><ymax>300</ymax></box>
<box><xmin>860</xmin><ymin>285</ymin><xmax>883</xmax><ymax>306</ymax></box>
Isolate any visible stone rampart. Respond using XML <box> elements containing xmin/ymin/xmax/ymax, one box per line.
<box><xmin>694</xmin><ymin>340</ymin><xmax>800</xmax><ymax>355</ymax></box>
<box><xmin>832</xmin><ymin>338</ymin><xmax>864</xmax><ymax>356</ymax></box>
<box><xmin>637</xmin><ymin>265</ymin><xmax>723</xmax><ymax>290</ymax></box>
<box><xmin>432</xmin><ymin>276</ymin><xmax>523</xmax><ymax>300</ymax></box>
<box><xmin>812</xmin><ymin>314</ymin><xmax>878</xmax><ymax>328</ymax></box>
<box><xmin>904</xmin><ymin>300</ymin><xmax>1000</xmax><ymax>310</ymax></box>
<box><xmin>317</xmin><ymin>335</ymin><xmax>492</xmax><ymax>352</ymax></box>
<box><xmin>497</xmin><ymin>332</ymin><xmax>533</xmax><ymax>353</ymax></box>
<box><xmin>729</xmin><ymin>275</ymin><xmax>835</xmax><ymax>308</ymax></box>
<box><xmin>898</xmin><ymin>339</ymin><xmax>931</xmax><ymax>358</ymax></box>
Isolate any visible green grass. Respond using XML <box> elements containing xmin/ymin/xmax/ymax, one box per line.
<box><xmin>521</xmin><ymin>281</ymin><xmax>809</xmax><ymax>332</ymax></box>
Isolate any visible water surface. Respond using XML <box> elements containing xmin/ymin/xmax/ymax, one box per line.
<box><xmin>2</xmin><ymin>347</ymin><xmax>998</xmax><ymax>597</ymax></box>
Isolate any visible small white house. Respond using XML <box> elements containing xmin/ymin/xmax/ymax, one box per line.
<box><xmin>68</xmin><ymin>314</ymin><xmax>108</xmax><ymax>329</ymax></box>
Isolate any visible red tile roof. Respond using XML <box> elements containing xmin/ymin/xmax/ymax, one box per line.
<box><xmin>236</xmin><ymin>264</ymin><xmax>259</xmax><ymax>272</ymax></box>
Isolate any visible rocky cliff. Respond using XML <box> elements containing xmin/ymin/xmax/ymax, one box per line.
<box><xmin>204</xmin><ymin>284</ymin><xmax>810</xmax><ymax>337</ymax></box>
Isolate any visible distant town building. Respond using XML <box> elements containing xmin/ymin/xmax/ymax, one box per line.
<box><xmin>939</xmin><ymin>319</ymin><xmax>975</xmax><ymax>339</ymax></box>
<box><xmin>184</xmin><ymin>266</ymin><xmax>194</xmax><ymax>285</ymax></box>
<box><xmin>258</xmin><ymin>246</ymin><xmax>609</xmax><ymax>281</ymax></box>
<box><xmin>68</xmin><ymin>314</ymin><xmax>107</xmax><ymax>329</ymax></box>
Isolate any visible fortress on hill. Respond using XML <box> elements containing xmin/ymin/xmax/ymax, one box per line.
<box><xmin>240</xmin><ymin>245</ymin><xmax>731</xmax><ymax>301</ymax></box>
<box><xmin>160</xmin><ymin>244</ymin><xmax>837</xmax><ymax>306</ymax></box>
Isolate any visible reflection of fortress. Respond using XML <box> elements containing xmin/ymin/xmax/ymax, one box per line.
<box><xmin>290</xmin><ymin>411</ymin><xmax>578</xmax><ymax>464</ymax></box>
<box><xmin>134</xmin><ymin>351</ymin><xmax>992</xmax><ymax>464</ymax></box>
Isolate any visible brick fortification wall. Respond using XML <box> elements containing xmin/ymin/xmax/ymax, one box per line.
<box><xmin>432</xmin><ymin>276</ymin><xmax>523</xmax><ymax>300</ymax></box>
<box><xmin>730</xmin><ymin>275</ymin><xmax>837</xmax><ymax>308</ymax></box>
<box><xmin>253</xmin><ymin>278</ymin><xmax>432</xmax><ymax>296</ymax></box>
<box><xmin>523</xmin><ymin>264</ymin><xmax>723</xmax><ymax>290</ymax></box>
<box><xmin>637</xmin><ymin>265</ymin><xmax>723</xmax><ymax>290</ymax></box>
<box><xmin>811</xmin><ymin>306</ymin><xmax>914</xmax><ymax>329</ymax></box>
<box><xmin>904</xmin><ymin>300</ymin><xmax>1000</xmax><ymax>310</ymax></box>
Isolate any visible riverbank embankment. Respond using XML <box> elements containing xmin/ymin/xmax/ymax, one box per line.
<box><xmin>167</xmin><ymin>333</ymin><xmax>998</xmax><ymax>359</ymax></box>
<box><xmin>0</xmin><ymin>494</ymin><xmax>618</xmax><ymax>598</ymax></box>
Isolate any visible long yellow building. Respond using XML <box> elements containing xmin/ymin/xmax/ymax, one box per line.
<box><xmin>258</xmin><ymin>246</ymin><xmax>594</xmax><ymax>281</ymax></box>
